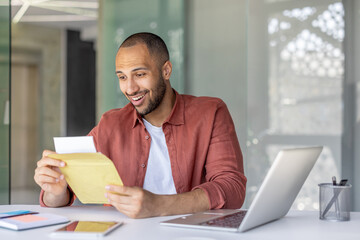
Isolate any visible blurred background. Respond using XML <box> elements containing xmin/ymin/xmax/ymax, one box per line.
<box><xmin>0</xmin><ymin>0</ymin><xmax>359</xmax><ymax>212</ymax></box>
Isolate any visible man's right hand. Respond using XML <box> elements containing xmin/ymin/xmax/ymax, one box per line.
<box><xmin>34</xmin><ymin>150</ymin><xmax>69</xmax><ymax>207</ymax></box>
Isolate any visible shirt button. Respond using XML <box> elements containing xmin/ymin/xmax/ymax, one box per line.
<box><xmin>145</xmin><ymin>135</ymin><xmax>149</xmax><ymax>140</ymax></box>
<box><xmin>141</xmin><ymin>164</ymin><xmax>146</xmax><ymax>168</ymax></box>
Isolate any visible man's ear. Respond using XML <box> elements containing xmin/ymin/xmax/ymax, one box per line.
<box><xmin>162</xmin><ymin>61</ymin><xmax>172</xmax><ymax>80</ymax></box>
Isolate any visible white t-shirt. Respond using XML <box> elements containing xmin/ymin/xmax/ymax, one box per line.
<box><xmin>142</xmin><ymin>119</ymin><xmax>177</xmax><ymax>195</ymax></box>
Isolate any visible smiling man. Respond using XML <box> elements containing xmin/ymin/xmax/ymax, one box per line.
<box><xmin>34</xmin><ymin>32</ymin><xmax>246</xmax><ymax>218</ymax></box>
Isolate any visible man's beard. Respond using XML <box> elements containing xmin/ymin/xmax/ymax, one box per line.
<box><xmin>132</xmin><ymin>76</ymin><xmax>167</xmax><ymax>116</ymax></box>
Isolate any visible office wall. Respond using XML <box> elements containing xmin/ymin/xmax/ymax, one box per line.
<box><xmin>343</xmin><ymin>0</ymin><xmax>360</xmax><ymax>210</ymax></box>
<box><xmin>186</xmin><ymin>0</ymin><xmax>248</xmax><ymax>167</ymax></box>
<box><xmin>0</xmin><ymin>2</ymin><xmax>10</xmax><ymax>204</ymax></box>
<box><xmin>354</xmin><ymin>0</ymin><xmax>360</xmax><ymax>212</ymax></box>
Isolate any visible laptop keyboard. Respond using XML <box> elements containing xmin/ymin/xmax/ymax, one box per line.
<box><xmin>199</xmin><ymin>211</ymin><xmax>247</xmax><ymax>228</ymax></box>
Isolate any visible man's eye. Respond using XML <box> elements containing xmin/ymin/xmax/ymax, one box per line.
<box><xmin>136</xmin><ymin>73</ymin><xmax>145</xmax><ymax>77</ymax></box>
<box><xmin>118</xmin><ymin>75</ymin><xmax>126</xmax><ymax>80</ymax></box>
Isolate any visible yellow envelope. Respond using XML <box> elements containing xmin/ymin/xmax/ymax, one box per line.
<box><xmin>48</xmin><ymin>153</ymin><xmax>123</xmax><ymax>204</ymax></box>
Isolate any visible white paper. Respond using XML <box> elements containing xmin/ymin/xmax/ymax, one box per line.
<box><xmin>54</xmin><ymin>136</ymin><xmax>97</xmax><ymax>154</ymax></box>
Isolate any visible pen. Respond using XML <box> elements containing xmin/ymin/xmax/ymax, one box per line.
<box><xmin>339</xmin><ymin>179</ymin><xmax>348</xmax><ymax>186</ymax></box>
<box><xmin>322</xmin><ymin>179</ymin><xmax>348</xmax><ymax>218</ymax></box>
<box><xmin>332</xmin><ymin>176</ymin><xmax>340</xmax><ymax>218</ymax></box>
<box><xmin>332</xmin><ymin>176</ymin><xmax>337</xmax><ymax>185</ymax></box>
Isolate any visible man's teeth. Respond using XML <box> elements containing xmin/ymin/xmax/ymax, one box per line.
<box><xmin>132</xmin><ymin>94</ymin><xmax>145</xmax><ymax>101</ymax></box>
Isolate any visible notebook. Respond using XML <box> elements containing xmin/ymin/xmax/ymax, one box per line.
<box><xmin>0</xmin><ymin>212</ymin><xmax>69</xmax><ymax>231</ymax></box>
<box><xmin>161</xmin><ymin>146</ymin><xmax>323</xmax><ymax>232</ymax></box>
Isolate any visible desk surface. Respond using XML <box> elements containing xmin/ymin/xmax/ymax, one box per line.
<box><xmin>0</xmin><ymin>205</ymin><xmax>359</xmax><ymax>240</ymax></box>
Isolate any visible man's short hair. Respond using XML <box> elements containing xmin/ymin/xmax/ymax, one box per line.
<box><xmin>119</xmin><ymin>32</ymin><xmax>170</xmax><ymax>66</ymax></box>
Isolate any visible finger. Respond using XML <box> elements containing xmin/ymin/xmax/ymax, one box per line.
<box><xmin>34</xmin><ymin>174</ymin><xmax>65</xmax><ymax>188</ymax></box>
<box><xmin>35</xmin><ymin>166</ymin><xmax>63</xmax><ymax>179</ymax></box>
<box><xmin>37</xmin><ymin>157</ymin><xmax>65</xmax><ymax>168</ymax></box>
<box><xmin>36</xmin><ymin>175</ymin><xmax>61</xmax><ymax>184</ymax></box>
<box><xmin>36</xmin><ymin>166</ymin><xmax>63</xmax><ymax>178</ymax></box>
<box><xmin>42</xmin><ymin>150</ymin><xmax>56</xmax><ymax>158</ymax></box>
<box><xmin>105</xmin><ymin>192</ymin><xmax>133</xmax><ymax>205</ymax></box>
<box><xmin>105</xmin><ymin>185</ymin><xmax>138</xmax><ymax>195</ymax></box>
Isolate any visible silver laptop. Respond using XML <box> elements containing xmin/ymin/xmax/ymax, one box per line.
<box><xmin>161</xmin><ymin>146</ymin><xmax>323</xmax><ymax>232</ymax></box>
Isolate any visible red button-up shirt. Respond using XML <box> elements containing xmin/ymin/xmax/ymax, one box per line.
<box><xmin>40</xmin><ymin>91</ymin><xmax>246</xmax><ymax>209</ymax></box>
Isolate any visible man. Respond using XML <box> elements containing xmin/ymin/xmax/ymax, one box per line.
<box><xmin>34</xmin><ymin>32</ymin><xmax>246</xmax><ymax>218</ymax></box>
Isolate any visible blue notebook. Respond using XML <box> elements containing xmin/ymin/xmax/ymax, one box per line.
<box><xmin>0</xmin><ymin>210</ymin><xmax>38</xmax><ymax>219</ymax></box>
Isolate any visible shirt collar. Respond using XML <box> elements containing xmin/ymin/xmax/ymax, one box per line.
<box><xmin>164</xmin><ymin>90</ymin><xmax>185</xmax><ymax>126</ymax></box>
<box><xmin>131</xmin><ymin>89</ymin><xmax>185</xmax><ymax>128</ymax></box>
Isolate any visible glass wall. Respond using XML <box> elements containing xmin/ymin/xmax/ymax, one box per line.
<box><xmin>186</xmin><ymin>0</ymin><xmax>360</xmax><ymax>210</ymax></box>
<box><xmin>0</xmin><ymin>0</ymin><xmax>10</xmax><ymax>204</ymax></box>
<box><xmin>98</xmin><ymin>0</ymin><xmax>185</xmax><ymax>117</ymax></box>
<box><xmin>99</xmin><ymin>0</ymin><xmax>359</xmax><ymax>210</ymax></box>
<box><xmin>9</xmin><ymin>1</ymin><xmax>95</xmax><ymax>204</ymax></box>
<box><xmin>247</xmin><ymin>0</ymin><xmax>344</xmax><ymax>210</ymax></box>
<box><xmin>11</xmin><ymin>23</ymin><xmax>63</xmax><ymax>204</ymax></box>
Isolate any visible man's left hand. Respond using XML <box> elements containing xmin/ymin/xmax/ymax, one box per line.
<box><xmin>105</xmin><ymin>185</ymin><xmax>162</xmax><ymax>218</ymax></box>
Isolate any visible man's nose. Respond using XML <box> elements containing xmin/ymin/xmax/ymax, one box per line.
<box><xmin>126</xmin><ymin>77</ymin><xmax>140</xmax><ymax>95</ymax></box>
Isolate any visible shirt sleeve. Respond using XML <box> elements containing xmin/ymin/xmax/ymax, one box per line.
<box><xmin>192</xmin><ymin>101</ymin><xmax>247</xmax><ymax>209</ymax></box>
<box><xmin>39</xmin><ymin>186</ymin><xmax>76</xmax><ymax>207</ymax></box>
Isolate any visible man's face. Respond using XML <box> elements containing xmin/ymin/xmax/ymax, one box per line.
<box><xmin>115</xmin><ymin>44</ymin><xmax>167</xmax><ymax>116</ymax></box>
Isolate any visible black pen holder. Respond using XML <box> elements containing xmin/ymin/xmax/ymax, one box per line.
<box><xmin>318</xmin><ymin>183</ymin><xmax>352</xmax><ymax>221</ymax></box>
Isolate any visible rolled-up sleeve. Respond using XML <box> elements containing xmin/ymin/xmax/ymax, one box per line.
<box><xmin>193</xmin><ymin>101</ymin><xmax>246</xmax><ymax>209</ymax></box>
<box><xmin>39</xmin><ymin>186</ymin><xmax>76</xmax><ymax>207</ymax></box>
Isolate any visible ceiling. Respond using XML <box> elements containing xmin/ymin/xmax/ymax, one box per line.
<box><xmin>10</xmin><ymin>0</ymin><xmax>98</xmax><ymax>31</ymax></box>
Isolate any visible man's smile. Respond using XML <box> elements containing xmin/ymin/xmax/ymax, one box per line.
<box><xmin>132</xmin><ymin>94</ymin><xmax>145</xmax><ymax>101</ymax></box>
<box><xmin>127</xmin><ymin>91</ymin><xmax>149</xmax><ymax>107</ymax></box>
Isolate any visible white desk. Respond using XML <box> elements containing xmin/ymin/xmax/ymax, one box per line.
<box><xmin>0</xmin><ymin>205</ymin><xmax>359</xmax><ymax>240</ymax></box>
